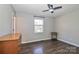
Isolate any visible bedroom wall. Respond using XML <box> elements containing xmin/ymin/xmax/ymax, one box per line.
<box><xmin>55</xmin><ymin>9</ymin><xmax>79</xmax><ymax>47</ymax></box>
<box><xmin>0</xmin><ymin>4</ymin><xmax>15</xmax><ymax>36</ymax></box>
<box><xmin>16</xmin><ymin>13</ymin><xmax>54</xmax><ymax>43</ymax></box>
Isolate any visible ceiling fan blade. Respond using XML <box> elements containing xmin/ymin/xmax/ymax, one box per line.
<box><xmin>48</xmin><ymin>4</ymin><xmax>51</xmax><ymax>9</ymax></box>
<box><xmin>48</xmin><ymin>4</ymin><xmax>53</xmax><ymax>9</ymax></box>
<box><xmin>42</xmin><ymin>10</ymin><xmax>49</xmax><ymax>12</ymax></box>
<box><xmin>54</xmin><ymin>6</ymin><xmax>62</xmax><ymax>10</ymax></box>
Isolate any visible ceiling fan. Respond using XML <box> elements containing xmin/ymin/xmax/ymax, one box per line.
<box><xmin>42</xmin><ymin>4</ymin><xmax>62</xmax><ymax>13</ymax></box>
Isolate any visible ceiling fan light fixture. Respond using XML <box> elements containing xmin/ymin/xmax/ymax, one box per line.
<box><xmin>49</xmin><ymin>9</ymin><xmax>54</xmax><ymax>12</ymax></box>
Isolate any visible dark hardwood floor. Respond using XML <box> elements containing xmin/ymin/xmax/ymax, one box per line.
<box><xmin>20</xmin><ymin>40</ymin><xmax>79</xmax><ymax>54</ymax></box>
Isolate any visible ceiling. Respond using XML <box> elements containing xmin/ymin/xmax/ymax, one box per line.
<box><xmin>13</xmin><ymin>4</ymin><xmax>79</xmax><ymax>18</ymax></box>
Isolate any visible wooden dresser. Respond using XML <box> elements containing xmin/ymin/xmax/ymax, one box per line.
<box><xmin>0</xmin><ymin>33</ymin><xmax>21</xmax><ymax>54</ymax></box>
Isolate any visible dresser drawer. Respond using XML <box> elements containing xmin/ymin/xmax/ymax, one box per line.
<box><xmin>0</xmin><ymin>33</ymin><xmax>21</xmax><ymax>54</ymax></box>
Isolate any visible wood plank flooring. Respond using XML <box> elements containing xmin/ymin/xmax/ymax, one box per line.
<box><xmin>20</xmin><ymin>40</ymin><xmax>79</xmax><ymax>54</ymax></box>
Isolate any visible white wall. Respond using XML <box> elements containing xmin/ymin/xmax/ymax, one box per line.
<box><xmin>16</xmin><ymin>13</ymin><xmax>54</xmax><ymax>43</ymax></box>
<box><xmin>55</xmin><ymin>10</ymin><xmax>79</xmax><ymax>46</ymax></box>
<box><xmin>0</xmin><ymin>4</ymin><xmax>15</xmax><ymax>36</ymax></box>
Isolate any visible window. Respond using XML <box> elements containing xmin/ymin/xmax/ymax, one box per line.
<box><xmin>34</xmin><ymin>17</ymin><xmax>44</xmax><ymax>33</ymax></box>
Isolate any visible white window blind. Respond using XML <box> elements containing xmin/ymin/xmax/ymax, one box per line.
<box><xmin>34</xmin><ymin>17</ymin><xmax>44</xmax><ymax>33</ymax></box>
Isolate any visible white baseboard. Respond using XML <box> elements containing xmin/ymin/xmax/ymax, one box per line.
<box><xmin>58</xmin><ymin>39</ymin><xmax>79</xmax><ymax>47</ymax></box>
<box><xmin>21</xmin><ymin>38</ymin><xmax>51</xmax><ymax>44</ymax></box>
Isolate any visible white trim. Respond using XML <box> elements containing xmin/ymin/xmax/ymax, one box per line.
<box><xmin>21</xmin><ymin>38</ymin><xmax>51</xmax><ymax>44</ymax></box>
<box><xmin>58</xmin><ymin>39</ymin><xmax>79</xmax><ymax>47</ymax></box>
